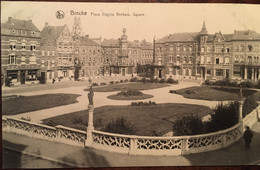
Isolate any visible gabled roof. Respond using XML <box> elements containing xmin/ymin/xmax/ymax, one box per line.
<box><xmin>101</xmin><ymin>39</ymin><xmax>120</xmax><ymax>47</ymax></box>
<box><xmin>157</xmin><ymin>32</ymin><xmax>198</xmax><ymax>43</ymax></box>
<box><xmin>41</xmin><ymin>25</ymin><xmax>65</xmax><ymax>39</ymax></box>
<box><xmin>80</xmin><ymin>36</ymin><xmax>100</xmax><ymax>46</ymax></box>
<box><xmin>2</xmin><ymin>17</ymin><xmax>40</xmax><ymax>32</ymax></box>
<box><xmin>233</xmin><ymin>30</ymin><xmax>260</xmax><ymax>40</ymax></box>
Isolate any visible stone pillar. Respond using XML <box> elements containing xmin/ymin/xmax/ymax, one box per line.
<box><xmin>17</xmin><ymin>70</ymin><xmax>21</xmax><ymax>83</ymax></box>
<box><xmin>238</xmin><ymin>100</ymin><xmax>243</xmax><ymax>123</ymax></box>
<box><xmin>85</xmin><ymin>105</ymin><xmax>94</xmax><ymax>147</ymax></box>
<box><xmin>244</xmin><ymin>67</ymin><xmax>247</xmax><ymax>80</ymax></box>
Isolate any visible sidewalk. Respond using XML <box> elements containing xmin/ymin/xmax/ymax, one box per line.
<box><xmin>3</xmin><ymin>122</ymin><xmax>260</xmax><ymax>168</ymax></box>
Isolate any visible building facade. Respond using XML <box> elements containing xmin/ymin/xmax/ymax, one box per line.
<box><xmin>1</xmin><ymin>17</ymin><xmax>41</xmax><ymax>85</ymax></box>
<box><xmin>101</xmin><ymin>28</ymin><xmax>153</xmax><ymax>76</ymax></box>
<box><xmin>41</xmin><ymin>23</ymin><xmax>75</xmax><ymax>82</ymax></box>
<box><xmin>153</xmin><ymin>22</ymin><xmax>260</xmax><ymax>81</ymax></box>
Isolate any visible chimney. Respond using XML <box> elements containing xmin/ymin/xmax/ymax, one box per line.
<box><xmin>45</xmin><ymin>22</ymin><xmax>48</xmax><ymax>27</ymax></box>
<box><xmin>85</xmin><ymin>34</ymin><xmax>89</xmax><ymax>38</ymax></box>
<box><xmin>7</xmin><ymin>17</ymin><xmax>12</xmax><ymax>23</ymax></box>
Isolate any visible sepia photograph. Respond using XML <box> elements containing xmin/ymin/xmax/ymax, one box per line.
<box><xmin>1</xmin><ymin>1</ymin><xmax>260</xmax><ymax>168</ymax></box>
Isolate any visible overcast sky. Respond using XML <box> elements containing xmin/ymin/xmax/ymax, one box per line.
<box><xmin>2</xmin><ymin>2</ymin><xmax>260</xmax><ymax>42</ymax></box>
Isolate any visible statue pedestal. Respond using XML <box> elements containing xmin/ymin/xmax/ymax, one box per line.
<box><xmin>85</xmin><ymin>105</ymin><xmax>94</xmax><ymax>147</ymax></box>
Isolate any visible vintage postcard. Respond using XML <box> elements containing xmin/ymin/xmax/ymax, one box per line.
<box><xmin>1</xmin><ymin>1</ymin><xmax>260</xmax><ymax>168</ymax></box>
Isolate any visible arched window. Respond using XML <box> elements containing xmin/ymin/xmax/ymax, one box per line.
<box><xmin>248</xmin><ymin>45</ymin><xmax>253</xmax><ymax>52</ymax></box>
<box><xmin>235</xmin><ymin>44</ymin><xmax>239</xmax><ymax>51</ymax></box>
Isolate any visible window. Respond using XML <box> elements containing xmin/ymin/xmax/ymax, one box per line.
<box><xmin>226</xmin><ymin>48</ymin><xmax>230</xmax><ymax>53</ymax></box>
<box><xmin>225</xmin><ymin>57</ymin><xmax>230</xmax><ymax>64</ymax></box>
<box><xmin>22</xmin><ymin>43</ymin><xmax>26</xmax><ymax>50</ymax></box>
<box><xmin>52</xmin><ymin>51</ymin><xmax>55</xmax><ymax>56</ymax></box>
<box><xmin>183</xmin><ymin>46</ymin><xmax>186</xmax><ymax>52</ymax></box>
<box><xmin>9</xmin><ymin>54</ymin><xmax>16</xmax><ymax>64</ymax></box>
<box><xmin>47</xmin><ymin>51</ymin><xmax>50</xmax><ymax>56</ymax></box>
<box><xmin>207</xmin><ymin>57</ymin><xmax>211</xmax><ymax>64</ymax></box>
<box><xmin>30</xmin><ymin>45</ymin><xmax>36</xmax><ymax>51</ymax></box>
<box><xmin>235</xmin><ymin>44</ymin><xmax>239</xmax><ymax>51</ymax></box>
<box><xmin>169</xmin><ymin>47</ymin><xmax>174</xmax><ymax>52</ymax></box>
<box><xmin>216</xmin><ymin>69</ymin><xmax>224</xmax><ymax>76</ymax></box>
<box><xmin>10</xmin><ymin>44</ymin><xmax>16</xmax><ymax>50</ymax></box>
<box><xmin>234</xmin><ymin>56</ymin><xmax>239</xmax><ymax>63</ymax></box>
<box><xmin>183</xmin><ymin>57</ymin><xmax>187</xmax><ymax>63</ymax></box>
<box><xmin>189</xmin><ymin>46</ymin><xmax>192</xmax><ymax>52</ymax></box>
<box><xmin>201</xmin><ymin>47</ymin><xmax>205</xmax><ymax>52</ymax></box>
<box><xmin>248</xmin><ymin>45</ymin><xmax>253</xmax><ymax>52</ymax></box>
<box><xmin>248</xmin><ymin>56</ymin><xmax>252</xmax><ymax>63</ymax></box>
<box><xmin>21</xmin><ymin>56</ymin><xmax>26</xmax><ymax>64</ymax></box>
<box><xmin>207</xmin><ymin>69</ymin><xmax>211</xmax><ymax>75</ymax></box>
<box><xmin>176</xmin><ymin>46</ymin><xmax>180</xmax><ymax>52</ymax></box>
<box><xmin>216</xmin><ymin>58</ymin><xmax>219</xmax><ymax>64</ymax></box>
<box><xmin>30</xmin><ymin>56</ymin><xmax>36</xmax><ymax>64</ymax></box>
<box><xmin>239</xmin><ymin>44</ymin><xmax>244</xmax><ymax>51</ymax></box>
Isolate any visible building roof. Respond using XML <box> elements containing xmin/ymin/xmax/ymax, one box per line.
<box><xmin>101</xmin><ymin>39</ymin><xmax>121</xmax><ymax>47</ymax></box>
<box><xmin>233</xmin><ymin>30</ymin><xmax>260</xmax><ymax>40</ymax></box>
<box><xmin>157</xmin><ymin>32</ymin><xmax>198</xmax><ymax>43</ymax></box>
<box><xmin>1</xmin><ymin>17</ymin><xmax>40</xmax><ymax>32</ymax></box>
<box><xmin>80</xmin><ymin>36</ymin><xmax>100</xmax><ymax>46</ymax></box>
<box><xmin>41</xmin><ymin>25</ymin><xmax>66</xmax><ymax>39</ymax></box>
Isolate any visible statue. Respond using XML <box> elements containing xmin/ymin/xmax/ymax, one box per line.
<box><xmin>239</xmin><ymin>85</ymin><xmax>243</xmax><ymax>100</ymax></box>
<box><xmin>88</xmin><ymin>85</ymin><xmax>94</xmax><ymax>105</ymax></box>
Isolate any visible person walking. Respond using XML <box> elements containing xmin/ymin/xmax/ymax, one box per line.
<box><xmin>243</xmin><ymin>126</ymin><xmax>253</xmax><ymax>149</ymax></box>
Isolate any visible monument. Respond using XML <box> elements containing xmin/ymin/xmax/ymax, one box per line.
<box><xmin>85</xmin><ymin>85</ymin><xmax>94</xmax><ymax>147</ymax></box>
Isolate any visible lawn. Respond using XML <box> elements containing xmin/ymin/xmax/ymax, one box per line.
<box><xmin>42</xmin><ymin>103</ymin><xmax>212</xmax><ymax>136</ymax></box>
<box><xmin>85</xmin><ymin>82</ymin><xmax>169</xmax><ymax>92</ymax></box>
<box><xmin>2</xmin><ymin>93</ymin><xmax>80</xmax><ymax>115</ymax></box>
<box><xmin>107</xmin><ymin>94</ymin><xmax>153</xmax><ymax>100</ymax></box>
<box><xmin>175</xmin><ymin>86</ymin><xmax>258</xmax><ymax>101</ymax></box>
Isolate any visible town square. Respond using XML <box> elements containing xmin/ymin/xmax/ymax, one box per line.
<box><xmin>1</xmin><ymin>2</ymin><xmax>260</xmax><ymax>168</ymax></box>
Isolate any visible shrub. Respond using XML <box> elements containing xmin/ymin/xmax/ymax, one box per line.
<box><xmin>240</xmin><ymin>81</ymin><xmax>255</xmax><ymax>88</ymax></box>
<box><xmin>207</xmin><ymin>101</ymin><xmax>239</xmax><ymax>132</ymax></box>
<box><xmin>185</xmin><ymin>90</ymin><xmax>196</xmax><ymax>94</ymax></box>
<box><xmin>150</xmin><ymin>78</ymin><xmax>159</xmax><ymax>83</ymax></box>
<box><xmin>130</xmin><ymin>77</ymin><xmax>138</xmax><ymax>82</ymax></box>
<box><xmin>169</xmin><ymin>90</ymin><xmax>177</xmax><ymax>94</ymax></box>
<box><xmin>173</xmin><ymin>114</ymin><xmax>205</xmax><ymax>136</ymax></box>
<box><xmin>100</xmin><ymin>82</ymin><xmax>106</xmax><ymax>85</ymax></box>
<box><xmin>243</xmin><ymin>94</ymin><xmax>258</xmax><ymax>117</ymax></box>
<box><xmin>141</xmin><ymin>77</ymin><xmax>147</xmax><ymax>83</ymax></box>
<box><xmin>204</xmin><ymin>79</ymin><xmax>213</xmax><ymax>86</ymax></box>
<box><xmin>92</xmin><ymin>83</ymin><xmax>99</xmax><ymax>86</ymax></box>
<box><xmin>102</xmin><ymin>116</ymin><xmax>136</xmax><ymax>135</ymax></box>
<box><xmin>124</xmin><ymin>79</ymin><xmax>128</xmax><ymax>82</ymax></box>
<box><xmin>110</xmin><ymin>81</ymin><xmax>114</xmax><ymax>84</ymax></box>
<box><xmin>166</xmin><ymin>78</ymin><xmax>178</xmax><ymax>84</ymax></box>
<box><xmin>94</xmin><ymin>118</ymin><xmax>103</xmax><ymax>128</ymax></box>
<box><xmin>159</xmin><ymin>78</ymin><xmax>165</xmax><ymax>83</ymax></box>
<box><xmin>120</xmin><ymin>80</ymin><xmax>124</xmax><ymax>83</ymax></box>
<box><xmin>131</xmin><ymin>101</ymin><xmax>156</xmax><ymax>106</ymax></box>
<box><xmin>117</xmin><ymin>90</ymin><xmax>143</xmax><ymax>97</ymax></box>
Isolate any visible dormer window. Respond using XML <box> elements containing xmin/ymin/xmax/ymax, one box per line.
<box><xmin>11</xmin><ymin>29</ymin><xmax>15</xmax><ymax>33</ymax></box>
<box><xmin>32</xmin><ymin>31</ymin><xmax>35</xmax><ymax>35</ymax></box>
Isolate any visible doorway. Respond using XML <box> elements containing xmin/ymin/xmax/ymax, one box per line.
<box><xmin>20</xmin><ymin>70</ymin><xmax>25</xmax><ymax>84</ymax></box>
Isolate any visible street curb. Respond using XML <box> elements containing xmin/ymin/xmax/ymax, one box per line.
<box><xmin>3</xmin><ymin>145</ymin><xmax>87</xmax><ymax>168</ymax></box>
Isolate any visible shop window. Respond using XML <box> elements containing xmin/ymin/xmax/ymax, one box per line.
<box><xmin>28</xmin><ymin>70</ymin><xmax>37</xmax><ymax>81</ymax></box>
<box><xmin>216</xmin><ymin>69</ymin><xmax>224</xmax><ymax>76</ymax></box>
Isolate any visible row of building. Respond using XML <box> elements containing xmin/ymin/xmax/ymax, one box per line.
<box><xmin>1</xmin><ymin>17</ymin><xmax>260</xmax><ymax>85</ymax></box>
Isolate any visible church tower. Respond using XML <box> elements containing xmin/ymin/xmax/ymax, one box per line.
<box><xmin>199</xmin><ymin>21</ymin><xmax>208</xmax><ymax>42</ymax></box>
<box><xmin>71</xmin><ymin>17</ymin><xmax>84</xmax><ymax>39</ymax></box>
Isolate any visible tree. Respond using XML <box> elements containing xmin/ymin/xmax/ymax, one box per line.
<box><xmin>102</xmin><ymin>116</ymin><xmax>136</xmax><ymax>135</ymax></box>
<box><xmin>207</xmin><ymin>101</ymin><xmax>239</xmax><ymax>132</ymax></box>
<box><xmin>173</xmin><ymin>114</ymin><xmax>205</xmax><ymax>136</ymax></box>
<box><xmin>243</xmin><ymin>94</ymin><xmax>258</xmax><ymax>117</ymax></box>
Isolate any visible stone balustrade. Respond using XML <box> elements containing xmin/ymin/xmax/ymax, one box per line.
<box><xmin>2</xmin><ymin>105</ymin><xmax>260</xmax><ymax>155</ymax></box>
<box><xmin>2</xmin><ymin>117</ymin><xmax>86</xmax><ymax>147</ymax></box>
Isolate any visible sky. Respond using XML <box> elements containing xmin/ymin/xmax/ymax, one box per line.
<box><xmin>2</xmin><ymin>2</ymin><xmax>260</xmax><ymax>42</ymax></box>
